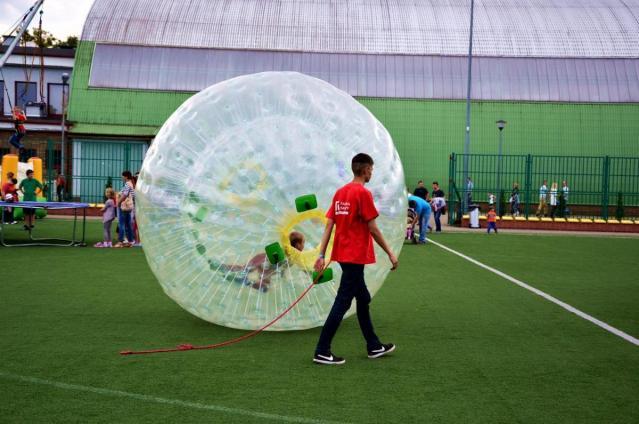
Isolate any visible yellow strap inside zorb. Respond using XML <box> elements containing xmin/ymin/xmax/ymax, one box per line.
<box><xmin>279</xmin><ymin>209</ymin><xmax>333</xmax><ymax>271</ymax></box>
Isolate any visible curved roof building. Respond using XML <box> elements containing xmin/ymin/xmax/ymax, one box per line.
<box><xmin>68</xmin><ymin>0</ymin><xmax>639</xmax><ymax>194</ymax></box>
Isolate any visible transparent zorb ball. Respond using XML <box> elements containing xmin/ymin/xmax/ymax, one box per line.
<box><xmin>137</xmin><ymin>72</ymin><xmax>406</xmax><ymax>331</ymax></box>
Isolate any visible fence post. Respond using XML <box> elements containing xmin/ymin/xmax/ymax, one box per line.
<box><xmin>524</xmin><ymin>154</ymin><xmax>532</xmax><ymax>218</ymax></box>
<box><xmin>448</xmin><ymin>153</ymin><xmax>456</xmax><ymax>225</ymax></box>
<box><xmin>602</xmin><ymin>156</ymin><xmax>610</xmax><ymax>219</ymax></box>
<box><xmin>124</xmin><ymin>142</ymin><xmax>131</xmax><ymax>172</ymax></box>
<box><xmin>46</xmin><ymin>139</ymin><xmax>53</xmax><ymax>202</ymax></box>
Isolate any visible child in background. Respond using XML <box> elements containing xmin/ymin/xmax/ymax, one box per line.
<box><xmin>2</xmin><ymin>174</ymin><xmax>18</xmax><ymax>224</ymax></box>
<box><xmin>488</xmin><ymin>192</ymin><xmax>495</xmax><ymax>210</ymax></box>
<box><xmin>487</xmin><ymin>207</ymin><xmax>498</xmax><ymax>234</ymax></box>
<box><xmin>9</xmin><ymin>107</ymin><xmax>27</xmax><ymax>159</ymax></box>
<box><xmin>18</xmin><ymin>170</ymin><xmax>43</xmax><ymax>231</ymax></box>
<box><xmin>95</xmin><ymin>188</ymin><xmax>117</xmax><ymax>247</ymax></box>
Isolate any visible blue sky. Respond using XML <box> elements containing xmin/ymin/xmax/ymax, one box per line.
<box><xmin>1</xmin><ymin>0</ymin><xmax>94</xmax><ymax>40</ymax></box>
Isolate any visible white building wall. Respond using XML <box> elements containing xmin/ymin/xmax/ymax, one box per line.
<box><xmin>0</xmin><ymin>54</ymin><xmax>74</xmax><ymax>117</ymax></box>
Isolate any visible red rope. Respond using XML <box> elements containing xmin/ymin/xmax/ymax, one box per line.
<box><xmin>120</xmin><ymin>265</ymin><xmax>329</xmax><ymax>356</ymax></box>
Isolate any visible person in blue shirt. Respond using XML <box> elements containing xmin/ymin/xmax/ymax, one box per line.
<box><xmin>408</xmin><ymin>194</ymin><xmax>431</xmax><ymax>244</ymax></box>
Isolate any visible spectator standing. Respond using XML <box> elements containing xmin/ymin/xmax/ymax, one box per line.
<box><xmin>561</xmin><ymin>180</ymin><xmax>570</xmax><ymax>216</ymax></box>
<box><xmin>115</xmin><ymin>171</ymin><xmax>135</xmax><ymax>248</ymax></box>
<box><xmin>55</xmin><ymin>171</ymin><xmax>66</xmax><ymax>202</ymax></box>
<box><xmin>466</xmin><ymin>177</ymin><xmax>474</xmax><ymax>206</ymax></box>
<box><xmin>432</xmin><ymin>181</ymin><xmax>445</xmax><ymax>199</ymax></box>
<box><xmin>536</xmin><ymin>180</ymin><xmax>548</xmax><ymax>217</ymax></box>
<box><xmin>431</xmin><ymin>196</ymin><xmax>446</xmax><ymax>232</ymax></box>
<box><xmin>510</xmin><ymin>182</ymin><xmax>520</xmax><ymax>216</ymax></box>
<box><xmin>549</xmin><ymin>182</ymin><xmax>559</xmax><ymax>218</ymax></box>
<box><xmin>413</xmin><ymin>180</ymin><xmax>429</xmax><ymax>200</ymax></box>
<box><xmin>18</xmin><ymin>169</ymin><xmax>43</xmax><ymax>231</ymax></box>
<box><xmin>1</xmin><ymin>172</ymin><xmax>15</xmax><ymax>199</ymax></box>
<box><xmin>131</xmin><ymin>172</ymin><xmax>141</xmax><ymax>246</ymax></box>
<box><xmin>2</xmin><ymin>172</ymin><xmax>18</xmax><ymax>224</ymax></box>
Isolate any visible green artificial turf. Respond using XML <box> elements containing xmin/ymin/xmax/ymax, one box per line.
<box><xmin>1</xmin><ymin>220</ymin><xmax>638</xmax><ymax>423</ymax></box>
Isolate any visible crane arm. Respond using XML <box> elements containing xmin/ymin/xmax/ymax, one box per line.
<box><xmin>0</xmin><ymin>0</ymin><xmax>46</xmax><ymax>69</ymax></box>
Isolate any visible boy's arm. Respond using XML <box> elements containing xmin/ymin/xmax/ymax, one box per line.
<box><xmin>410</xmin><ymin>215</ymin><xmax>418</xmax><ymax>229</ymax></box>
<box><xmin>368</xmin><ymin>219</ymin><xmax>398</xmax><ymax>270</ymax></box>
<box><xmin>314</xmin><ymin>219</ymin><xmax>334</xmax><ymax>272</ymax></box>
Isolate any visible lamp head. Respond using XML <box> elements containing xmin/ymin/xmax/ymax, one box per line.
<box><xmin>496</xmin><ymin>120</ymin><xmax>507</xmax><ymax>131</ymax></box>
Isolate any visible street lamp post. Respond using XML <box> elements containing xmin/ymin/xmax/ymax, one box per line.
<box><xmin>462</xmin><ymin>0</ymin><xmax>475</xmax><ymax>214</ymax></box>
<box><xmin>61</xmin><ymin>72</ymin><xmax>69</xmax><ymax>200</ymax></box>
<box><xmin>496</xmin><ymin>119</ymin><xmax>507</xmax><ymax>214</ymax></box>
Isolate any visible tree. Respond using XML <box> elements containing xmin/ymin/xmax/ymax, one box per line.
<box><xmin>55</xmin><ymin>36</ymin><xmax>78</xmax><ymax>49</ymax></box>
<box><xmin>22</xmin><ymin>28</ymin><xmax>58</xmax><ymax>48</ymax></box>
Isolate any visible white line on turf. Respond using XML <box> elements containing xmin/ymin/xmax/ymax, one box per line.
<box><xmin>0</xmin><ymin>371</ymin><xmax>347</xmax><ymax>424</ymax></box>
<box><xmin>428</xmin><ymin>239</ymin><xmax>639</xmax><ymax>347</ymax></box>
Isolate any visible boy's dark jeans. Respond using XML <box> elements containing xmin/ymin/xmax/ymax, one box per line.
<box><xmin>434</xmin><ymin>209</ymin><xmax>443</xmax><ymax>231</ymax></box>
<box><xmin>315</xmin><ymin>262</ymin><xmax>381</xmax><ymax>354</ymax></box>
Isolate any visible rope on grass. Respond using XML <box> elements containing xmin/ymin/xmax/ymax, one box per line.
<box><xmin>120</xmin><ymin>263</ymin><xmax>331</xmax><ymax>356</ymax></box>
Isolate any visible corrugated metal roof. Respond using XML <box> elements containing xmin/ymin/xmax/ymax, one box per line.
<box><xmin>89</xmin><ymin>44</ymin><xmax>639</xmax><ymax>102</ymax></box>
<box><xmin>81</xmin><ymin>0</ymin><xmax>639</xmax><ymax>58</ymax></box>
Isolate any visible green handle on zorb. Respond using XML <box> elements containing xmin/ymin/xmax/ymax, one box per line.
<box><xmin>312</xmin><ymin>268</ymin><xmax>333</xmax><ymax>284</ymax></box>
<box><xmin>295</xmin><ymin>194</ymin><xmax>318</xmax><ymax>212</ymax></box>
<box><xmin>265</xmin><ymin>242</ymin><xmax>286</xmax><ymax>265</ymax></box>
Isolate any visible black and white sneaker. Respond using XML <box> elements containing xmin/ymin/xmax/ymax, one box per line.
<box><xmin>368</xmin><ymin>343</ymin><xmax>396</xmax><ymax>359</ymax></box>
<box><xmin>313</xmin><ymin>352</ymin><xmax>346</xmax><ymax>365</ymax></box>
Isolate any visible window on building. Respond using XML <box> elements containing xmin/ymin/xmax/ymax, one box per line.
<box><xmin>48</xmin><ymin>83</ymin><xmax>65</xmax><ymax>116</ymax></box>
<box><xmin>15</xmin><ymin>81</ymin><xmax>37</xmax><ymax>109</ymax></box>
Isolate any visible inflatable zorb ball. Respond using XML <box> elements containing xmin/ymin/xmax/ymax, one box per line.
<box><xmin>137</xmin><ymin>72</ymin><xmax>406</xmax><ymax>331</ymax></box>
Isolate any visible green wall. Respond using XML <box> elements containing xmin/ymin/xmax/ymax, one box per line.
<box><xmin>360</xmin><ymin>99</ymin><xmax>639</xmax><ymax>191</ymax></box>
<box><xmin>69</xmin><ymin>41</ymin><xmax>639</xmax><ymax>190</ymax></box>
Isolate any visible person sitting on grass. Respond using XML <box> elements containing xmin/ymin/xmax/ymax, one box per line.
<box><xmin>18</xmin><ymin>169</ymin><xmax>43</xmax><ymax>231</ymax></box>
<box><xmin>95</xmin><ymin>188</ymin><xmax>117</xmax><ymax>248</ymax></box>
<box><xmin>487</xmin><ymin>207</ymin><xmax>498</xmax><ymax>234</ymax></box>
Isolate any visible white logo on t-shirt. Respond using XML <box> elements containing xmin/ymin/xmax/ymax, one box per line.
<box><xmin>335</xmin><ymin>201</ymin><xmax>350</xmax><ymax>215</ymax></box>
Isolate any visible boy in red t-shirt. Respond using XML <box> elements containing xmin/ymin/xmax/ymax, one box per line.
<box><xmin>312</xmin><ymin>153</ymin><xmax>399</xmax><ymax>365</ymax></box>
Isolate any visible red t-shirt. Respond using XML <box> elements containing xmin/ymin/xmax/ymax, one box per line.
<box><xmin>2</xmin><ymin>182</ymin><xmax>14</xmax><ymax>198</ymax></box>
<box><xmin>326</xmin><ymin>182</ymin><xmax>379</xmax><ymax>264</ymax></box>
<box><xmin>14</xmin><ymin>112</ymin><xmax>26</xmax><ymax>133</ymax></box>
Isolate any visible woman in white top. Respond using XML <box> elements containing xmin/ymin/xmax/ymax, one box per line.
<box><xmin>549</xmin><ymin>182</ymin><xmax>559</xmax><ymax>218</ymax></box>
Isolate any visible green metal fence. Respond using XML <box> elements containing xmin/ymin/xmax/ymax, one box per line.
<box><xmin>448</xmin><ymin>153</ymin><xmax>639</xmax><ymax>224</ymax></box>
<box><xmin>42</xmin><ymin>139</ymin><xmax>148</xmax><ymax>203</ymax></box>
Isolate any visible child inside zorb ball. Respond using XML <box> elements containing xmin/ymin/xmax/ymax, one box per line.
<box><xmin>204</xmin><ymin>231</ymin><xmax>306</xmax><ymax>293</ymax></box>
